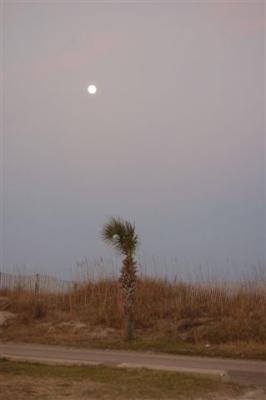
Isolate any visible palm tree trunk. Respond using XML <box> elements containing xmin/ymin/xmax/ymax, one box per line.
<box><xmin>120</xmin><ymin>256</ymin><xmax>137</xmax><ymax>341</ymax></box>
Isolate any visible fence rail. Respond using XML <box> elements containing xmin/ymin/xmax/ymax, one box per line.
<box><xmin>1</xmin><ymin>270</ymin><xmax>265</xmax><ymax>296</ymax></box>
<box><xmin>0</xmin><ymin>271</ymin><xmax>74</xmax><ymax>293</ymax></box>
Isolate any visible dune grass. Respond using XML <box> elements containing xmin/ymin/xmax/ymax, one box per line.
<box><xmin>1</xmin><ymin>274</ymin><xmax>266</xmax><ymax>359</ymax></box>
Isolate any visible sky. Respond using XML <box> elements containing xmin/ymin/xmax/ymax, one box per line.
<box><xmin>0</xmin><ymin>1</ymin><xmax>265</xmax><ymax>279</ymax></box>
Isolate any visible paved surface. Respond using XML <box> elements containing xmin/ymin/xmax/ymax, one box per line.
<box><xmin>0</xmin><ymin>342</ymin><xmax>265</xmax><ymax>390</ymax></box>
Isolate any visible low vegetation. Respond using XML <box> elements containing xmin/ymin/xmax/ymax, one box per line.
<box><xmin>0</xmin><ymin>359</ymin><xmax>249</xmax><ymax>400</ymax></box>
<box><xmin>0</xmin><ymin>273</ymin><xmax>266</xmax><ymax>359</ymax></box>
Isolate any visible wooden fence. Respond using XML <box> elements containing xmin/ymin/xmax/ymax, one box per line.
<box><xmin>0</xmin><ymin>271</ymin><xmax>74</xmax><ymax>293</ymax></box>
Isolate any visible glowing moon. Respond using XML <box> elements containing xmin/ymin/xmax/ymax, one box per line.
<box><xmin>87</xmin><ymin>84</ymin><xmax>97</xmax><ymax>95</ymax></box>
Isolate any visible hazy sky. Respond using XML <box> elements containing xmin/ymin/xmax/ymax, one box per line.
<box><xmin>0</xmin><ymin>1</ymin><xmax>265</xmax><ymax>278</ymax></box>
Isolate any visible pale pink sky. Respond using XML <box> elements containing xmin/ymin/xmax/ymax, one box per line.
<box><xmin>0</xmin><ymin>1</ymin><xmax>265</xmax><ymax>278</ymax></box>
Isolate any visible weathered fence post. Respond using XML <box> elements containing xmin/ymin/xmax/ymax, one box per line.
<box><xmin>34</xmin><ymin>273</ymin><xmax>40</xmax><ymax>295</ymax></box>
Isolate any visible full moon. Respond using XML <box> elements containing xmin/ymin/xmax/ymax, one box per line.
<box><xmin>87</xmin><ymin>84</ymin><xmax>97</xmax><ymax>94</ymax></box>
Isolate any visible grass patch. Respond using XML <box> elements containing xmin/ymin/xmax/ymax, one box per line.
<box><xmin>0</xmin><ymin>359</ymin><xmax>247</xmax><ymax>400</ymax></box>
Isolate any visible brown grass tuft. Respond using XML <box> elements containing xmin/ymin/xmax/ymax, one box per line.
<box><xmin>1</xmin><ymin>275</ymin><xmax>266</xmax><ymax>347</ymax></box>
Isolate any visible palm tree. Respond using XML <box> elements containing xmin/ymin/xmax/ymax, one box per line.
<box><xmin>102</xmin><ymin>217</ymin><xmax>139</xmax><ymax>341</ymax></box>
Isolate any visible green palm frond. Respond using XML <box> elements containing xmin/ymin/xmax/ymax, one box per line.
<box><xmin>101</xmin><ymin>217</ymin><xmax>139</xmax><ymax>257</ymax></box>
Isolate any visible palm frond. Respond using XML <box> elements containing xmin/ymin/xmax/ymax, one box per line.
<box><xmin>101</xmin><ymin>217</ymin><xmax>139</xmax><ymax>256</ymax></box>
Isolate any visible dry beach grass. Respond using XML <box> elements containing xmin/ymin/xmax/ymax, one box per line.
<box><xmin>0</xmin><ymin>274</ymin><xmax>266</xmax><ymax>359</ymax></box>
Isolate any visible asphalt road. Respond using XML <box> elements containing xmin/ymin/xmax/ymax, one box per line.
<box><xmin>0</xmin><ymin>342</ymin><xmax>265</xmax><ymax>390</ymax></box>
